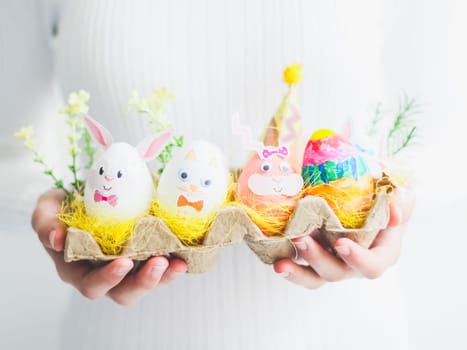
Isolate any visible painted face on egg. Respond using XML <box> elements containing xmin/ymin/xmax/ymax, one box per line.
<box><xmin>156</xmin><ymin>140</ymin><xmax>230</xmax><ymax>216</ymax></box>
<box><xmin>82</xmin><ymin>115</ymin><xmax>171</xmax><ymax>223</ymax></box>
<box><xmin>84</xmin><ymin>143</ymin><xmax>155</xmax><ymax>221</ymax></box>
<box><xmin>236</xmin><ymin>146</ymin><xmax>304</xmax><ymax>207</ymax></box>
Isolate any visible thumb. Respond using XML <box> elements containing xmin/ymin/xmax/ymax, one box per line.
<box><xmin>31</xmin><ymin>189</ymin><xmax>67</xmax><ymax>251</ymax></box>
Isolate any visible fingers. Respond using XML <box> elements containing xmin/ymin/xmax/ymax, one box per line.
<box><xmin>50</xmin><ymin>249</ymin><xmax>187</xmax><ymax>305</ymax></box>
<box><xmin>274</xmin><ymin>259</ymin><xmax>325</xmax><ymax>289</ymax></box>
<box><xmin>107</xmin><ymin>256</ymin><xmax>169</xmax><ymax>305</ymax></box>
<box><xmin>159</xmin><ymin>258</ymin><xmax>188</xmax><ymax>285</ymax></box>
<box><xmin>31</xmin><ymin>189</ymin><xmax>67</xmax><ymax>251</ymax></box>
<box><xmin>76</xmin><ymin>259</ymin><xmax>135</xmax><ymax>300</ymax></box>
<box><xmin>292</xmin><ymin>236</ymin><xmax>353</xmax><ymax>282</ymax></box>
<box><xmin>48</xmin><ymin>249</ymin><xmax>134</xmax><ymax>300</ymax></box>
<box><xmin>334</xmin><ymin>225</ymin><xmax>405</xmax><ymax>279</ymax></box>
<box><xmin>274</xmin><ymin>235</ymin><xmax>360</xmax><ymax>288</ymax></box>
<box><xmin>276</xmin><ymin>221</ymin><xmax>406</xmax><ymax>285</ymax></box>
<box><xmin>107</xmin><ymin>257</ymin><xmax>187</xmax><ymax>306</ymax></box>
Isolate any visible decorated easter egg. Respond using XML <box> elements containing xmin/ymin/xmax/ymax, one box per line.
<box><xmin>83</xmin><ymin>115</ymin><xmax>171</xmax><ymax>222</ymax></box>
<box><xmin>154</xmin><ymin>140</ymin><xmax>231</xmax><ymax>245</ymax></box>
<box><xmin>235</xmin><ymin>145</ymin><xmax>304</xmax><ymax>236</ymax></box>
<box><xmin>157</xmin><ymin>140</ymin><xmax>230</xmax><ymax>216</ymax></box>
<box><xmin>302</xmin><ymin>129</ymin><xmax>375</xmax><ymax>228</ymax></box>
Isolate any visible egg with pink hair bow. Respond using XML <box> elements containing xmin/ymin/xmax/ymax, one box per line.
<box><xmin>233</xmin><ymin>115</ymin><xmax>304</xmax><ymax>236</ymax></box>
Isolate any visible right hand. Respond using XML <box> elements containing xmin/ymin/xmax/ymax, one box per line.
<box><xmin>31</xmin><ymin>189</ymin><xmax>187</xmax><ymax>305</ymax></box>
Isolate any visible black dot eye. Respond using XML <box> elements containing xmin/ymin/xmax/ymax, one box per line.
<box><xmin>99</xmin><ymin>166</ymin><xmax>104</xmax><ymax>175</ymax></box>
<box><xmin>178</xmin><ymin>169</ymin><xmax>190</xmax><ymax>182</ymax></box>
<box><xmin>201</xmin><ymin>178</ymin><xmax>212</xmax><ymax>187</ymax></box>
<box><xmin>117</xmin><ymin>170</ymin><xmax>123</xmax><ymax>179</ymax></box>
<box><xmin>261</xmin><ymin>162</ymin><xmax>271</xmax><ymax>172</ymax></box>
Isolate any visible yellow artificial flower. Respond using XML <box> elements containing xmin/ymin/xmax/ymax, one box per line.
<box><xmin>128</xmin><ymin>87</ymin><xmax>175</xmax><ymax>132</ymax></box>
<box><xmin>64</xmin><ymin>90</ymin><xmax>90</xmax><ymax>116</ymax></box>
<box><xmin>154</xmin><ymin>86</ymin><xmax>175</xmax><ymax>102</ymax></box>
<box><xmin>14</xmin><ymin>126</ymin><xmax>34</xmax><ymax>140</ymax></box>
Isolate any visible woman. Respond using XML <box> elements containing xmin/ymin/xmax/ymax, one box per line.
<box><xmin>19</xmin><ymin>0</ymin><xmax>414</xmax><ymax>348</ymax></box>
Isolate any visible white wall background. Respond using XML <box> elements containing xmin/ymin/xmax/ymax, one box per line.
<box><xmin>383</xmin><ymin>1</ymin><xmax>467</xmax><ymax>349</ymax></box>
<box><xmin>0</xmin><ymin>0</ymin><xmax>466</xmax><ymax>349</ymax></box>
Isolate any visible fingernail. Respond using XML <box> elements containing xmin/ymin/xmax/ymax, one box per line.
<box><xmin>279</xmin><ymin>272</ymin><xmax>290</xmax><ymax>278</ymax></box>
<box><xmin>55</xmin><ymin>238</ymin><xmax>65</xmax><ymax>252</ymax></box>
<box><xmin>49</xmin><ymin>230</ymin><xmax>57</xmax><ymax>250</ymax></box>
<box><xmin>294</xmin><ymin>239</ymin><xmax>308</xmax><ymax>251</ymax></box>
<box><xmin>335</xmin><ymin>245</ymin><xmax>350</xmax><ymax>257</ymax></box>
<box><xmin>151</xmin><ymin>263</ymin><xmax>168</xmax><ymax>279</ymax></box>
<box><xmin>113</xmin><ymin>263</ymin><xmax>132</xmax><ymax>276</ymax></box>
<box><xmin>168</xmin><ymin>269</ymin><xmax>185</xmax><ymax>276</ymax></box>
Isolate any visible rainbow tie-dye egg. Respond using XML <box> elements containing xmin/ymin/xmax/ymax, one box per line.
<box><xmin>302</xmin><ymin>129</ymin><xmax>370</xmax><ymax>185</ymax></box>
<box><xmin>302</xmin><ymin>129</ymin><xmax>375</xmax><ymax>228</ymax></box>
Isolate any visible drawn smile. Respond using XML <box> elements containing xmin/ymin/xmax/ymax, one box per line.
<box><xmin>273</xmin><ymin>186</ymin><xmax>283</xmax><ymax>193</ymax></box>
<box><xmin>103</xmin><ymin>185</ymin><xmax>112</xmax><ymax>191</ymax></box>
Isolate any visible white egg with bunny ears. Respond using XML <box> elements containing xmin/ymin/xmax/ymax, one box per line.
<box><xmin>156</xmin><ymin>140</ymin><xmax>230</xmax><ymax>217</ymax></box>
<box><xmin>83</xmin><ymin>115</ymin><xmax>171</xmax><ymax>222</ymax></box>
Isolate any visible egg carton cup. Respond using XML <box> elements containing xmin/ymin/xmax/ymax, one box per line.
<box><xmin>64</xmin><ymin>206</ymin><xmax>252</xmax><ymax>274</ymax></box>
<box><xmin>243</xmin><ymin>191</ymin><xmax>390</xmax><ymax>264</ymax></box>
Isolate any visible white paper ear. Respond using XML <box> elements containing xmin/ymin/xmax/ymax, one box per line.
<box><xmin>184</xmin><ymin>149</ymin><xmax>197</xmax><ymax>161</ymax></box>
<box><xmin>136</xmin><ymin>130</ymin><xmax>172</xmax><ymax>162</ymax></box>
<box><xmin>341</xmin><ymin>119</ymin><xmax>352</xmax><ymax>141</ymax></box>
<box><xmin>83</xmin><ymin>115</ymin><xmax>114</xmax><ymax>148</ymax></box>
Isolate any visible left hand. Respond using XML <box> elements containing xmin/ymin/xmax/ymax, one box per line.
<box><xmin>273</xmin><ymin>187</ymin><xmax>415</xmax><ymax>289</ymax></box>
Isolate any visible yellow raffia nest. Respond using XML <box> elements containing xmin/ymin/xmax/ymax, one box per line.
<box><xmin>150</xmin><ymin>200</ymin><xmax>218</xmax><ymax>247</ymax></box>
<box><xmin>232</xmin><ymin>186</ymin><xmax>308</xmax><ymax>237</ymax></box>
<box><xmin>151</xmin><ymin>180</ymin><xmax>235</xmax><ymax>247</ymax></box>
<box><xmin>58</xmin><ymin>198</ymin><xmax>140</xmax><ymax>255</ymax></box>
<box><xmin>232</xmin><ymin>201</ymin><xmax>295</xmax><ymax>237</ymax></box>
<box><xmin>304</xmin><ymin>175</ymin><xmax>376</xmax><ymax>229</ymax></box>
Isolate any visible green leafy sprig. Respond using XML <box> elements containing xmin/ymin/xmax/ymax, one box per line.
<box><xmin>15</xmin><ymin>127</ymin><xmax>71</xmax><ymax>197</ymax></box>
<box><xmin>15</xmin><ymin>90</ymin><xmax>96</xmax><ymax>201</ymax></box>
<box><xmin>156</xmin><ymin>135</ymin><xmax>184</xmax><ymax>175</ymax></box>
<box><xmin>368</xmin><ymin>102</ymin><xmax>383</xmax><ymax>137</ymax></box>
<box><xmin>386</xmin><ymin>94</ymin><xmax>419</xmax><ymax>157</ymax></box>
<box><xmin>369</xmin><ymin>93</ymin><xmax>419</xmax><ymax>159</ymax></box>
<box><xmin>83</xmin><ymin>128</ymin><xmax>96</xmax><ymax>169</ymax></box>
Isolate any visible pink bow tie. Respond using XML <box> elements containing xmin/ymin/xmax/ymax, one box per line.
<box><xmin>261</xmin><ymin>146</ymin><xmax>288</xmax><ymax>159</ymax></box>
<box><xmin>94</xmin><ymin>190</ymin><xmax>118</xmax><ymax>207</ymax></box>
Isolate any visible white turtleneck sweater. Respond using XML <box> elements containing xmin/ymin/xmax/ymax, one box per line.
<box><xmin>1</xmin><ymin>1</ymin><xmax>412</xmax><ymax>349</ymax></box>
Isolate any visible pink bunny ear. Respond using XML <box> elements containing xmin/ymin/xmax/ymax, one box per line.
<box><xmin>83</xmin><ymin>115</ymin><xmax>114</xmax><ymax>148</ymax></box>
<box><xmin>136</xmin><ymin>130</ymin><xmax>172</xmax><ymax>162</ymax></box>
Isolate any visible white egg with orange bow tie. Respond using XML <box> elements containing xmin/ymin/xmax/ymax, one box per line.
<box><xmin>156</xmin><ymin>140</ymin><xmax>230</xmax><ymax>217</ymax></box>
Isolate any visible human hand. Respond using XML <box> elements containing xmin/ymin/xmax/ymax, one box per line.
<box><xmin>274</xmin><ymin>187</ymin><xmax>415</xmax><ymax>289</ymax></box>
<box><xmin>31</xmin><ymin>189</ymin><xmax>187</xmax><ymax>305</ymax></box>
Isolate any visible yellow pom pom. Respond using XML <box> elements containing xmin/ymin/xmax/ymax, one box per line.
<box><xmin>310</xmin><ymin>129</ymin><xmax>335</xmax><ymax>141</ymax></box>
<box><xmin>283</xmin><ymin>64</ymin><xmax>302</xmax><ymax>86</ymax></box>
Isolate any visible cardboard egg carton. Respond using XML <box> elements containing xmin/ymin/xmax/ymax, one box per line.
<box><xmin>64</xmin><ymin>206</ymin><xmax>249</xmax><ymax>274</ymax></box>
<box><xmin>64</xmin><ymin>191</ymin><xmax>390</xmax><ymax>273</ymax></box>
<box><xmin>243</xmin><ymin>191</ymin><xmax>390</xmax><ymax>264</ymax></box>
